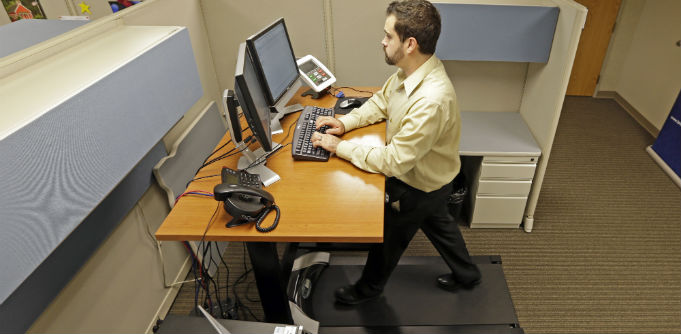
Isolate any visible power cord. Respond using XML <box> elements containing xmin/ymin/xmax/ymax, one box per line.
<box><xmin>137</xmin><ymin>204</ymin><xmax>201</xmax><ymax>288</ymax></box>
<box><xmin>330</xmin><ymin>86</ymin><xmax>374</xmax><ymax>98</ymax></box>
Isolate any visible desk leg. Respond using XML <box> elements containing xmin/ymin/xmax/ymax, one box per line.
<box><xmin>281</xmin><ymin>242</ymin><xmax>299</xmax><ymax>287</ymax></box>
<box><xmin>246</xmin><ymin>242</ymin><xmax>293</xmax><ymax>324</ymax></box>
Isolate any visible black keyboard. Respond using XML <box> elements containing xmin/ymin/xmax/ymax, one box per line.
<box><xmin>292</xmin><ymin>106</ymin><xmax>335</xmax><ymax>161</ymax></box>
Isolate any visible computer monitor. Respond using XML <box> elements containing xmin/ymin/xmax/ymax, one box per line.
<box><xmin>235</xmin><ymin>43</ymin><xmax>273</xmax><ymax>152</ymax></box>
<box><xmin>225</xmin><ymin>43</ymin><xmax>280</xmax><ymax>186</ymax></box>
<box><xmin>246</xmin><ymin>18</ymin><xmax>303</xmax><ymax>133</ymax></box>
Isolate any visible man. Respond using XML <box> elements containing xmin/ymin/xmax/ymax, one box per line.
<box><xmin>311</xmin><ymin>0</ymin><xmax>481</xmax><ymax>305</ymax></box>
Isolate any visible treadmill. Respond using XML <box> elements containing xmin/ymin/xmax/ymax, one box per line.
<box><xmin>287</xmin><ymin>253</ymin><xmax>524</xmax><ymax>334</ymax></box>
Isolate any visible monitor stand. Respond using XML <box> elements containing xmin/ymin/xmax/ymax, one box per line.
<box><xmin>237</xmin><ymin>142</ymin><xmax>281</xmax><ymax>186</ymax></box>
<box><xmin>270</xmin><ymin>78</ymin><xmax>305</xmax><ymax>134</ymax></box>
<box><xmin>270</xmin><ymin>104</ymin><xmax>303</xmax><ymax>134</ymax></box>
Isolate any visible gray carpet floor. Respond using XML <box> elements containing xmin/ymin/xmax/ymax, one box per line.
<box><xmin>168</xmin><ymin>96</ymin><xmax>681</xmax><ymax>333</ymax></box>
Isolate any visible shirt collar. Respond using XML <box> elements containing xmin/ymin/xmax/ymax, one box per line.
<box><xmin>397</xmin><ymin>55</ymin><xmax>440</xmax><ymax>97</ymax></box>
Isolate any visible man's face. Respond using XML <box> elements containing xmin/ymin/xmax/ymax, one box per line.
<box><xmin>382</xmin><ymin>15</ymin><xmax>405</xmax><ymax>66</ymax></box>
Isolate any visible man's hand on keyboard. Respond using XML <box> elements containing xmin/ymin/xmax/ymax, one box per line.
<box><xmin>311</xmin><ymin>131</ymin><xmax>341</xmax><ymax>153</ymax></box>
<box><xmin>315</xmin><ymin>116</ymin><xmax>345</xmax><ymax>135</ymax></box>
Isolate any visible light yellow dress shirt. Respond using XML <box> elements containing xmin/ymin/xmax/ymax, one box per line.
<box><xmin>336</xmin><ymin>55</ymin><xmax>461</xmax><ymax>193</ymax></box>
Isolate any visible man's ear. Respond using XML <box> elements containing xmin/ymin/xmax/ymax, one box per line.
<box><xmin>405</xmin><ymin>37</ymin><xmax>419</xmax><ymax>54</ymax></box>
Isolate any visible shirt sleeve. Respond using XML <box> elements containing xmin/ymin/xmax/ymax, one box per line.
<box><xmin>338</xmin><ymin>75</ymin><xmax>394</xmax><ymax>132</ymax></box>
<box><xmin>336</xmin><ymin>98</ymin><xmax>447</xmax><ymax>177</ymax></box>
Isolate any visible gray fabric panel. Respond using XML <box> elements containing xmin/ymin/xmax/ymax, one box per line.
<box><xmin>433</xmin><ymin>4</ymin><xmax>559</xmax><ymax>62</ymax></box>
<box><xmin>0</xmin><ymin>28</ymin><xmax>202</xmax><ymax>303</ymax></box>
<box><xmin>0</xmin><ymin>141</ymin><xmax>166</xmax><ymax>333</ymax></box>
<box><xmin>155</xmin><ymin>102</ymin><xmax>226</xmax><ymax>206</ymax></box>
<box><xmin>152</xmin><ymin>101</ymin><xmax>228</xmax><ymax>279</ymax></box>
<box><xmin>0</xmin><ymin>19</ymin><xmax>88</xmax><ymax>58</ymax></box>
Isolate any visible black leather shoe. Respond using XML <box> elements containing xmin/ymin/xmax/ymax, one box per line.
<box><xmin>436</xmin><ymin>274</ymin><xmax>481</xmax><ymax>292</ymax></box>
<box><xmin>334</xmin><ymin>285</ymin><xmax>381</xmax><ymax>305</ymax></box>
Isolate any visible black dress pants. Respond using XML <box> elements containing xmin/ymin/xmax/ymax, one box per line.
<box><xmin>355</xmin><ymin>177</ymin><xmax>481</xmax><ymax>295</ymax></box>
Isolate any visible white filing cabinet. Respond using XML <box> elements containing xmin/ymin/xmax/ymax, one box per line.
<box><xmin>466</xmin><ymin>156</ymin><xmax>538</xmax><ymax>228</ymax></box>
<box><xmin>459</xmin><ymin>112</ymin><xmax>541</xmax><ymax>229</ymax></box>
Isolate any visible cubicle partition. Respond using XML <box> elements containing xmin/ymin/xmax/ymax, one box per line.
<box><xmin>0</xmin><ymin>18</ymin><xmax>203</xmax><ymax>332</ymax></box>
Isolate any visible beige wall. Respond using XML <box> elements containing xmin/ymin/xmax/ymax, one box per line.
<box><xmin>0</xmin><ymin>10</ymin><xmax>9</xmax><ymax>25</ymax></box>
<box><xmin>598</xmin><ymin>0</ymin><xmax>681</xmax><ymax>130</ymax></box>
<box><xmin>330</xmin><ymin>0</ymin><xmax>394</xmax><ymax>86</ymax></box>
<box><xmin>201</xmin><ymin>0</ymin><xmax>327</xmax><ymax>93</ymax></box>
<box><xmin>40</xmin><ymin>1</ymin><xmax>72</xmax><ymax>18</ymax></box>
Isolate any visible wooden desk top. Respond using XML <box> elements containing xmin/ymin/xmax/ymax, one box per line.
<box><xmin>156</xmin><ymin>88</ymin><xmax>385</xmax><ymax>243</ymax></box>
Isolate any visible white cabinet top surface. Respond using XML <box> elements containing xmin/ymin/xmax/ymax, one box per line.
<box><xmin>460</xmin><ymin>111</ymin><xmax>541</xmax><ymax>157</ymax></box>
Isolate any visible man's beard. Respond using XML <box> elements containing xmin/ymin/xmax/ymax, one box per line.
<box><xmin>384</xmin><ymin>47</ymin><xmax>404</xmax><ymax>65</ymax></box>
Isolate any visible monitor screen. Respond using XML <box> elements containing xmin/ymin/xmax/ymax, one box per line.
<box><xmin>234</xmin><ymin>43</ymin><xmax>273</xmax><ymax>152</ymax></box>
<box><xmin>246</xmin><ymin>18</ymin><xmax>299</xmax><ymax>105</ymax></box>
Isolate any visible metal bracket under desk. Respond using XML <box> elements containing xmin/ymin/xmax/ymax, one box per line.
<box><xmin>459</xmin><ymin>112</ymin><xmax>540</xmax><ymax>229</ymax></box>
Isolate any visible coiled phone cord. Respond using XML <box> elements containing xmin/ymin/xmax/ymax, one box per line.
<box><xmin>254</xmin><ymin>204</ymin><xmax>280</xmax><ymax>233</ymax></box>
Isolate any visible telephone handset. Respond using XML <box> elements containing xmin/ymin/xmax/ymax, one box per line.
<box><xmin>297</xmin><ymin>55</ymin><xmax>336</xmax><ymax>97</ymax></box>
<box><xmin>213</xmin><ymin>168</ymin><xmax>280</xmax><ymax>232</ymax></box>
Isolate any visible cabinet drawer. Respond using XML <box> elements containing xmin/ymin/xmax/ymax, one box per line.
<box><xmin>477</xmin><ymin>180</ymin><xmax>532</xmax><ymax>196</ymax></box>
<box><xmin>483</xmin><ymin>156</ymin><xmax>539</xmax><ymax>164</ymax></box>
<box><xmin>470</xmin><ymin>195</ymin><xmax>527</xmax><ymax>227</ymax></box>
<box><xmin>480</xmin><ymin>163</ymin><xmax>536</xmax><ymax>179</ymax></box>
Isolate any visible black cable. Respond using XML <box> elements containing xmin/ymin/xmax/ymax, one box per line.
<box><xmin>228</xmin><ymin>242</ymin><xmax>261</xmax><ymax>321</ymax></box>
<box><xmin>206</xmin><ymin>243</ymin><xmax>230</xmax><ymax>318</ymax></box>
<box><xmin>244</xmin><ymin>280</ymin><xmax>261</xmax><ymax>303</ymax></box>
<box><xmin>185</xmin><ymin>173</ymin><xmax>220</xmax><ymax>189</ymax></box>
<box><xmin>193</xmin><ymin>202</ymin><xmax>220</xmax><ymax>315</ymax></box>
<box><xmin>278</xmin><ymin>115</ymin><xmax>300</xmax><ymax>145</ymax></box>
<box><xmin>243</xmin><ymin>142</ymin><xmax>290</xmax><ymax>171</ymax></box>
<box><xmin>200</xmin><ymin>243</ymin><xmax>214</xmax><ymax>313</ymax></box>
<box><xmin>212</xmin><ymin>241</ymin><xmax>234</xmax><ymax>318</ymax></box>
<box><xmin>242</xmin><ymin>114</ymin><xmax>298</xmax><ymax>171</ymax></box>
<box><xmin>198</xmin><ymin>124</ymin><xmax>255</xmax><ymax>172</ymax></box>
<box><xmin>190</xmin><ymin>115</ymin><xmax>248</xmax><ymax>181</ymax></box>
<box><xmin>202</xmin><ymin>136</ymin><xmax>256</xmax><ymax>169</ymax></box>
<box><xmin>331</xmin><ymin>86</ymin><xmax>374</xmax><ymax>97</ymax></box>
<box><xmin>205</xmin><ymin>242</ymin><xmax>225</xmax><ymax>317</ymax></box>
<box><xmin>238</xmin><ymin>243</ymin><xmax>260</xmax><ymax>320</ymax></box>
<box><xmin>204</xmin><ymin>114</ymin><xmax>249</xmax><ymax>161</ymax></box>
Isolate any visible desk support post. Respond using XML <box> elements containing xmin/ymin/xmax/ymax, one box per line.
<box><xmin>281</xmin><ymin>242</ymin><xmax>299</xmax><ymax>287</ymax></box>
<box><xmin>246</xmin><ymin>242</ymin><xmax>293</xmax><ymax>324</ymax></box>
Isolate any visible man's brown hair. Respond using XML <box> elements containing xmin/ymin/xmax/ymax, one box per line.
<box><xmin>386</xmin><ymin>0</ymin><xmax>441</xmax><ymax>55</ymax></box>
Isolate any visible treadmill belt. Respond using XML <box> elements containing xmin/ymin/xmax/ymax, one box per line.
<box><xmin>308</xmin><ymin>256</ymin><xmax>518</xmax><ymax>327</ymax></box>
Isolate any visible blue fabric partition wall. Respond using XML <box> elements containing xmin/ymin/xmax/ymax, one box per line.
<box><xmin>433</xmin><ymin>3</ymin><xmax>559</xmax><ymax>62</ymax></box>
<box><xmin>0</xmin><ymin>21</ymin><xmax>203</xmax><ymax>332</ymax></box>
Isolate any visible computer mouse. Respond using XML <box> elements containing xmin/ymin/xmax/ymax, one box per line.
<box><xmin>339</xmin><ymin>98</ymin><xmax>363</xmax><ymax>109</ymax></box>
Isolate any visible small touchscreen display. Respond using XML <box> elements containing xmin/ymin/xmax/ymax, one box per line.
<box><xmin>299</xmin><ymin>60</ymin><xmax>317</xmax><ymax>73</ymax></box>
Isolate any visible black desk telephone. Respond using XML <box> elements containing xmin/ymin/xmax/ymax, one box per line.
<box><xmin>213</xmin><ymin>167</ymin><xmax>279</xmax><ymax>232</ymax></box>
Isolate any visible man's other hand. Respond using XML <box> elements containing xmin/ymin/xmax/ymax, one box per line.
<box><xmin>311</xmin><ymin>132</ymin><xmax>341</xmax><ymax>153</ymax></box>
<box><xmin>315</xmin><ymin>116</ymin><xmax>345</xmax><ymax>135</ymax></box>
